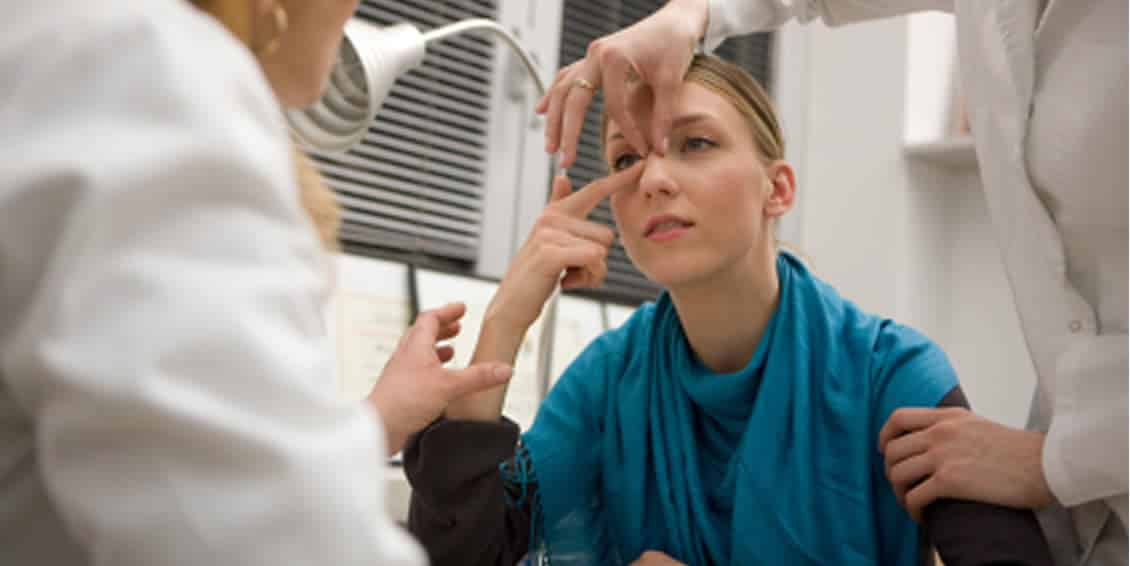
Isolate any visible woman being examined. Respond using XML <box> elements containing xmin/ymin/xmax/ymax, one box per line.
<box><xmin>404</xmin><ymin>55</ymin><xmax>1052</xmax><ymax>566</ymax></box>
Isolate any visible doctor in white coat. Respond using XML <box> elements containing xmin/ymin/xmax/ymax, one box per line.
<box><xmin>0</xmin><ymin>0</ymin><xmax>514</xmax><ymax>564</ymax></box>
<box><xmin>539</xmin><ymin>1</ymin><xmax>1127</xmax><ymax>565</ymax></box>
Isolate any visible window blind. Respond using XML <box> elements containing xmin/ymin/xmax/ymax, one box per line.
<box><xmin>309</xmin><ymin>0</ymin><xmax>498</xmax><ymax>265</ymax></box>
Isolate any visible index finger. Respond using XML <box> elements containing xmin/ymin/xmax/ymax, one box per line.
<box><xmin>411</xmin><ymin>302</ymin><xmax>467</xmax><ymax>339</ymax></box>
<box><xmin>877</xmin><ymin>407</ymin><xmax>947</xmax><ymax>453</ymax></box>
<box><xmin>556</xmin><ymin>161</ymin><xmax>643</xmax><ymax>217</ymax></box>
<box><xmin>602</xmin><ymin>52</ymin><xmax>648</xmax><ymax>159</ymax></box>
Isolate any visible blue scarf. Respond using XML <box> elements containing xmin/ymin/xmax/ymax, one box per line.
<box><xmin>522</xmin><ymin>253</ymin><xmax>957</xmax><ymax>565</ymax></box>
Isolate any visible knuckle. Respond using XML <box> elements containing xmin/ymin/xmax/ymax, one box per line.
<box><xmin>926</xmin><ymin>424</ymin><xmax>946</xmax><ymax>444</ymax></box>
<box><xmin>933</xmin><ymin>420</ymin><xmax>958</xmax><ymax>442</ymax></box>
<box><xmin>947</xmin><ymin>407</ymin><xmax>970</xmax><ymax>418</ymax></box>
<box><xmin>550</xmin><ymin>81</ymin><xmax>571</xmax><ymax>99</ymax></box>
<box><xmin>596</xmin><ymin>45</ymin><xmax>620</xmax><ymax>66</ymax></box>
<box><xmin>565</xmin><ymin>91</ymin><xmax>589</xmax><ymax>108</ymax></box>
<box><xmin>536</xmin><ymin>215</ymin><xmax>564</xmax><ymax>234</ymax></box>
<box><xmin>587</xmin><ymin>38</ymin><xmax>606</xmax><ymax>58</ymax></box>
<box><xmin>934</xmin><ymin>463</ymin><xmax>957</xmax><ymax>490</ymax></box>
<box><xmin>598</xmin><ymin>226</ymin><xmax>616</xmax><ymax>244</ymax></box>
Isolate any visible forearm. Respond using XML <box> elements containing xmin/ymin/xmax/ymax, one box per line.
<box><xmin>703</xmin><ymin>0</ymin><xmax>953</xmax><ymax>50</ymax></box>
<box><xmin>445</xmin><ymin>316</ymin><xmax>529</xmax><ymax>422</ymax></box>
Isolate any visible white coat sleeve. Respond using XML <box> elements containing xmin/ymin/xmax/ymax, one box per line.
<box><xmin>0</xmin><ymin>5</ymin><xmax>424</xmax><ymax>565</ymax></box>
<box><xmin>703</xmin><ymin>0</ymin><xmax>953</xmax><ymax>50</ymax></box>
<box><xmin>1042</xmin><ymin>336</ymin><xmax>1129</xmax><ymax>526</ymax></box>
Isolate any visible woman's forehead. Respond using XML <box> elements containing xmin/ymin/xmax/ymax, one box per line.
<box><xmin>604</xmin><ymin>82</ymin><xmax>740</xmax><ymax>142</ymax></box>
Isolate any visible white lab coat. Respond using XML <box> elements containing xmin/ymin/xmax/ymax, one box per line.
<box><xmin>707</xmin><ymin>0</ymin><xmax>1128</xmax><ymax>564</ymax></box>
<box><xmin>0</xmin><ymin>1</ymin><xmax>424</xmax><ymax>564</ymax></box>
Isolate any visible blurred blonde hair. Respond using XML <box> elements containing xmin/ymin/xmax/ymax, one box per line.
<box><xmin>189</xmin><ymin>0</ymin><xmax>341</xmax><ymax>251</ymax></box>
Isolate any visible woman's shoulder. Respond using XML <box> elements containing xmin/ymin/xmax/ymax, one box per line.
<box><xmin>790</xmin><ymin>259</ymin><xmax>957</xmax><ymax>408</ymax></box>
<box><xmin>790</xmin><ymin>257</ymin><xmax>946</xmax><ymax>363</ymax></box>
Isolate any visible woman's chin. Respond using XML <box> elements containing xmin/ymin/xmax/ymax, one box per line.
<box><xmin>636</xmin><ymin>261</ymin><xmax>701</xmax><ymax>291</ymax></box>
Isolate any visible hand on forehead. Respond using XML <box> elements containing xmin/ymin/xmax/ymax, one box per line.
<box><xmin>604</xmin><ymin>84</ymin><xmax>665</xmax><ymax>148</ymax></box>
<box><xmin>604</xmin><ymin>82</ymin><xmax>739</xmax><ymax>155</ymax></box>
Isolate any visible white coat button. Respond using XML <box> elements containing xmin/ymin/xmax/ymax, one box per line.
<box><xmin>1068</xmin><ymin>320</ymin><xmax>1083</xmax><ymax>333</ymax></box>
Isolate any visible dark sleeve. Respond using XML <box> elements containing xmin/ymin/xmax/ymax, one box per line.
<box><xmin>920</xmin><ymin>386</ymin><xmax>1055</xmax><ymax>566</ymax></box>
<box><xmin>404</xmin><ymin>417</ymin><xmax>533</xmax><ymax>566</ymax></box>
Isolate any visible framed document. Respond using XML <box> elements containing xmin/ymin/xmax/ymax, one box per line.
<box><xmin>549</xmin><ymin>295</ymin><xmax>607</xmax><ymax>388</ymax></box>
<box><xmin>414</xmin><ymin>269</ymin><xmax>547</xmax><ymax>431</ymax></box>
<box><xmin>328</xmin><ymin>254</ymin><xmax>413</xmax><ymax>401</ymax></box>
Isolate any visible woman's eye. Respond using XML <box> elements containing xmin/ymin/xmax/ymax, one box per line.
<box><xmin>683</xmin><ymin>136</ymin><xmax>716</xmax><ymax>152</ymax></box>
<box><xmin>612</xmin><ymin>153</ymin><xmax>641</xmax><ymax>171</ymax></box>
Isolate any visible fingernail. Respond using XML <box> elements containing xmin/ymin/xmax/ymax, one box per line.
<box><xmin>557</xmin><ymin>151</ymin><xmax>566</xmax><ymax>168</ymax></box>
<box><xmin>661</xmin><ymin>136</ymin><xmax>669</xmax><ymax>154</ymax></box>
<box><xmin>493</xmin><ymin>366</ymin><xmax>514</xmax><ymax>380</ymax></box>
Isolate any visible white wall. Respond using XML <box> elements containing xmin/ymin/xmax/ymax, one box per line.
<box><xmin>940</xmin><ymin>169</ymin><xmax>1036</xmax><ymax>427</ymax></box>
<box><xmin>792</xmin><ymin>17</ymin><xmax>913</xmax><ymax>318</ymax></box>
<box><xmin>785</xmin><ymin>16</ymin><xmax>1037</xmax><ymax>426</ymax></box>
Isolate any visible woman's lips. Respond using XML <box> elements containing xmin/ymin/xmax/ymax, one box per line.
<box><xmin>644</xmin><ymin>216</ymin><xmax>694</xmax><ymax>241</ymax></box>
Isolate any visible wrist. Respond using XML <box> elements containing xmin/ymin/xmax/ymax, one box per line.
<box><xmin>482</xmin><ymin>293</ymin><xmax>538</xmax><ymax>336</ymax></box>
<box><xmin>667</xmin><ymin>0</ymin><xmax>710</xmax><ymax>41</ymax></box>
<box><xmin>1029</xmin><ymin>431</ymin><xmax>1056</xmax><ymax>508</ymax></box>
<box><xmin>367</xmin><ymin>391</ymin><xmax>409</xmax><ymax>457</ymax></box>
<box><xmin>443</xmin><ymin>314</ymin><xmax>526</xmax><ymax>422</ymax></box>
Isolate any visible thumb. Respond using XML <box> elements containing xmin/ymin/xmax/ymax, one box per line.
<box><xmin>549</xmin><ymin>172</ymin><xmax>572</xmax><ymax>203</ymax></box>
<box><xmin>445</xmin><ymin>363</ymin><xmax>513</xmax><ymax>399</ymax></box>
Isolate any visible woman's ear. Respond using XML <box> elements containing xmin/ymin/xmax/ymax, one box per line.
<box><xmin>763</xmin><ymin>160</ymin><xmax>796</xmax><ymax>219</ymax></box>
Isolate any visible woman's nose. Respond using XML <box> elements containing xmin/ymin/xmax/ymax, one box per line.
<box><xmin>638</xmin><ymin>155</ymin><xmax>679</xmax><ymax>200</ymax></box>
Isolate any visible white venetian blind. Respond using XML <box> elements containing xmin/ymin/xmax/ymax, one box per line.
<box><xmin>558</xmin><ymin>0</ymin><xmax>774</xmax><ymax>305</ymax></box>
<box><xmin>308</xmin><ymin>0</ymin><xmax>498</xmax><ymax>265</ymax></box>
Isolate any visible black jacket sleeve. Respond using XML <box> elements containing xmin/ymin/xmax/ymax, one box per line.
<box><xmin>403</xmin><ymin>418</ymin><xmax>532</xmax><ymax>566</ymax></box>
<box><xmin>920</xmin><ymin>386</ymin><xmax>1055</xmax><ymax>566</ymax></box>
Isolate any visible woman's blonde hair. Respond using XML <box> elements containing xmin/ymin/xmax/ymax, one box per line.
<box><xmin>602</xmin><ymin>54</ymin><xmax>784</xmax><ymax>163</ymax></box>
<box><xmin>189</xmin><ymin>0</ymin><xmax>341</xmax><ymax>251</ymax></box>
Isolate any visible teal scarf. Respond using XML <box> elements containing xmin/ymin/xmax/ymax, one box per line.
<box><xmin>523</xmin><ymin>253</ymin><xmax>957</xmax><ymax>565</ymax></box>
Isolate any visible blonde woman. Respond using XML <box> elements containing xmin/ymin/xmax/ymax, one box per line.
<box><xmin>542</xmin><ymin>2</ymin><xmax>1128</xmax><ymax>565</ymax></box>
<box><xmin>404</xmin><ymin>55</ymin><xmax>1052</xmax><ymax>565</ymax></box>
<box><xmin>0</xmin><ymin>1</ymin><xmax>512</xmax><ymax>564</ymax></box>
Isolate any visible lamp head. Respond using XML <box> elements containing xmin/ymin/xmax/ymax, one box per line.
<box><xmin>286</xmin><ymin>19</ymin><xmax>426</xmax><ymax>152</ymax></box>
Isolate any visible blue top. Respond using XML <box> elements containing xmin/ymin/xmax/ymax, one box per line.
<box><xmin>522</xmin><ymin>252</ymin><xmax>958</xmax><ymax>565</ymax></box>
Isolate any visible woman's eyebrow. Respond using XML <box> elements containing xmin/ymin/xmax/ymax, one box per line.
<box><xmin>606</xmin><ymin>113</ymin><xmax>715</xmax><ymax>142</ymax></box>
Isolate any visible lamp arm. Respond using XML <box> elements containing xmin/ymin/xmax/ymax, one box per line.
<box><xmin>422</xmin><ymin>19</ymin><xmax>547</xmax><ymax>97</ymax></box>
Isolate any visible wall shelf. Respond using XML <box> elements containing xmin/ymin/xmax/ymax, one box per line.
<box><xmin>904</xmin><ymin>135</ymin><xmax>978</xmax><ymax>170</ymax></box>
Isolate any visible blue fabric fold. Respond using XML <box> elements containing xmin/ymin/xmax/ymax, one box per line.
<box><xmin>523</xmin><ymin>252</ymin><xmax>958</xmax><ymax>565</ymax></box>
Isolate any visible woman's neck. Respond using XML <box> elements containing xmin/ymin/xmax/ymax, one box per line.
<box><xmin>668</xmin><ymin>246</ymin><xmax>780</xmax><ymax>374</ymax></box>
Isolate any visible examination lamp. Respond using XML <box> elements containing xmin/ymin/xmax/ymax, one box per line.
<box><xmin>288</xmin><ymin>17</ymin><xmax>563</xmax><ymax>397</ymax></box>
<box><xmin>286</xmin><ymin>18</ymin><xmax>547</xmax><ymax>153</ymax></box>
